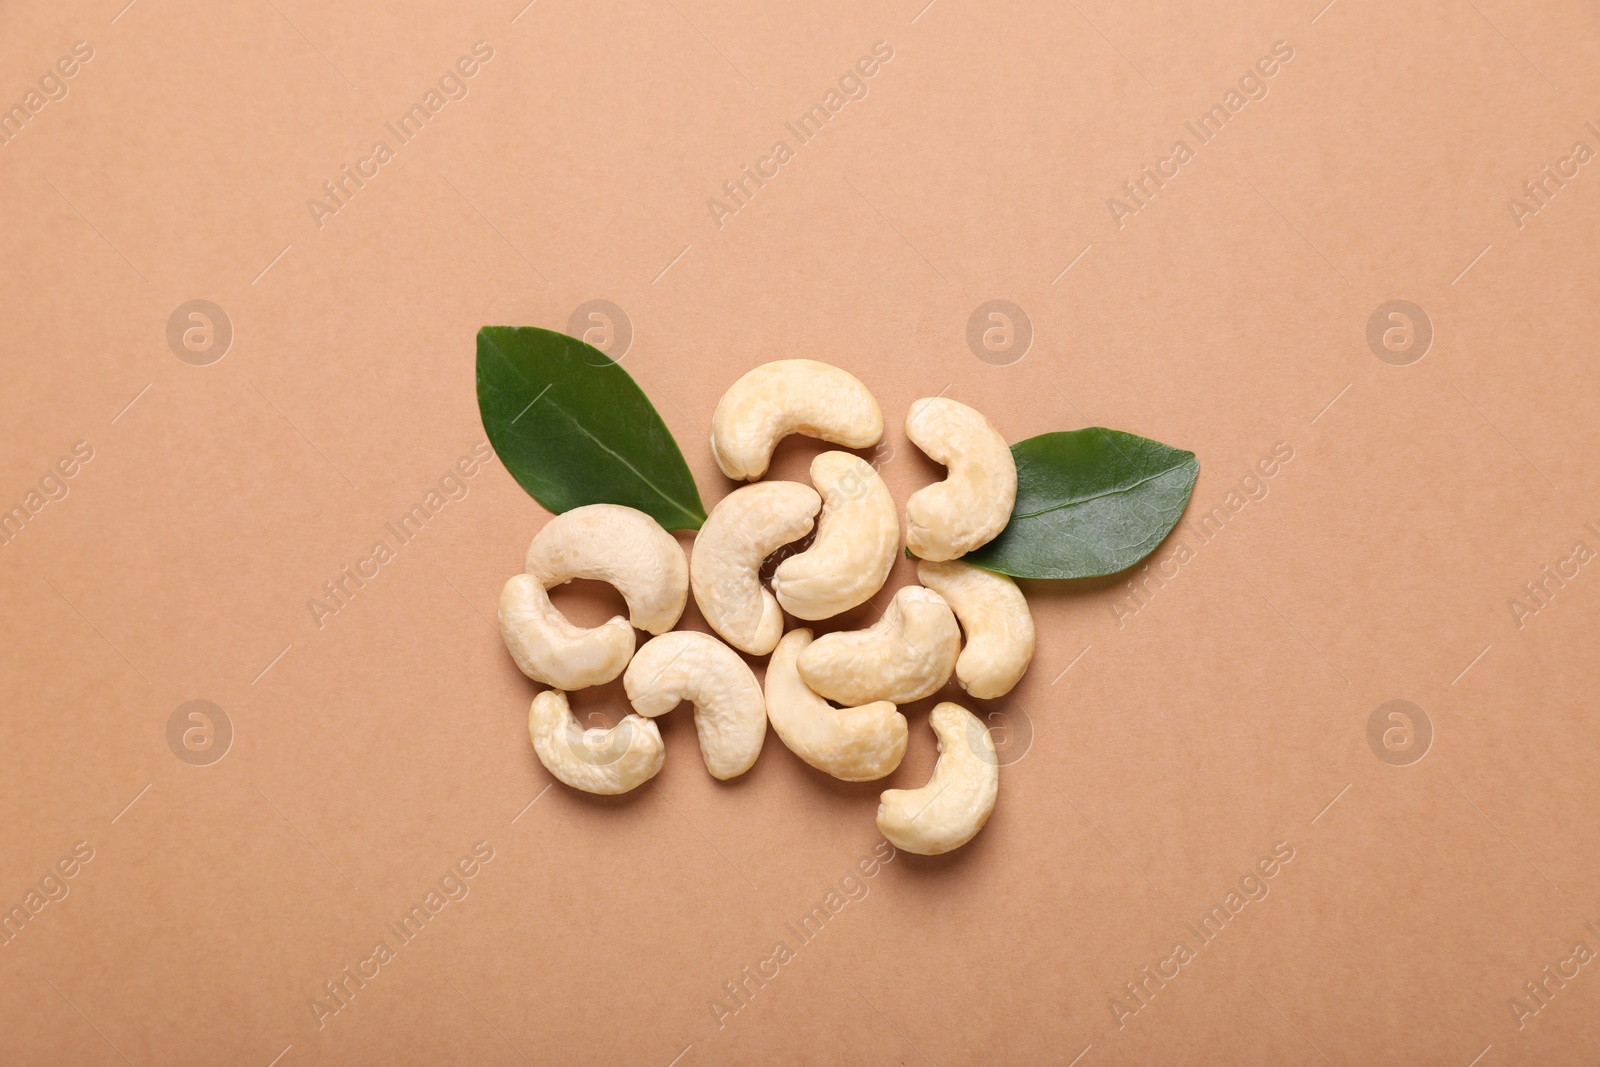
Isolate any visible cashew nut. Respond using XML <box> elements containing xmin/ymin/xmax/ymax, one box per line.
<box><xmin>710</xmin><ymin>360</ymin><xmax>884</xmax><ymax>481</ymax></box>
<box><xmin>524</xmin><ymin>504</ymin><xmax>688</xmax><ymax>635</ymax></box>
<box><xmin>528</xmin><ymin>689</ymin><xmax>664</xmax><ymax>794</ymax></box>
<box><xmin>916</xmin><ymin>560</ymin><xmax>1036</xmax><ymax>699</ymax></box>
<box><xmin>876</xmin><ymin>701</ymin><xmax>998</xmax><ymax>855</ymax></box>
<box><xmin>764</xmin><ymin>629</ymin><xmax>907</xmax><ymax>781</ymax></box>
<box><xmin>903</xmin><ymin>397</ymin><xmax>1017</xmax><ymax>561</ymax></box>
<box><xmin>771</xmin><ymin>452</ymin><xmax>898</xmax><ymax>621</ymax></box>
<box><xmin>499</xmin><ymin>574</ymin><xmax>635</xmax><ymax>689</ymax></box>
<box><xmin>797</xmin><ymin>586</ymin><xmax>959</xmax><ymax>705</ymax></box>
<box><xmin>624</xmin><ymin>632</ymin><xmax>766</xmax><ymax>780</ymax></box>
<box><xmin>690</xmin><ymin>481</ymin><xmax>820</xmax><ymax>655</ymax></box>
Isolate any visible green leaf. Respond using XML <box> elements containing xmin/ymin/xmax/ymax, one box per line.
<box><xmin>476</xmin><ymin>327</ymin><xmax>707</xmax><ymax>530</ymax></box>
<box><xmin>962</xmin><ymin>428</ymin><xmax>1198</xmax><ymax>579</ymax></box>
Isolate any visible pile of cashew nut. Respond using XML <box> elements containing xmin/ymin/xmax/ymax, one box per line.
<box><xmin>498</xmin><ymin>359</ymin><xmax>1035</xmax><ymax>855</ymax></box>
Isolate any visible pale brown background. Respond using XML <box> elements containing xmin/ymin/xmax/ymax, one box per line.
<box><xmin>2</xmin><ymin>0</ymin><xmax>1598</xmax><ymax>1063</ymax></box>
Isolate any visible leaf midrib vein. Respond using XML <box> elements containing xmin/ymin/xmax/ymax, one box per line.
<box><xmin>1010</xmin><ymin>464</ymin><xmax>1191</xmax><ymax>521</ymax></box>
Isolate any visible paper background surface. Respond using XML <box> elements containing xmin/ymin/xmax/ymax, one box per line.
<box><xmin>2</xmin><ymin>1</ymin><xmax>1599</xmax><ymax>1063</ymax></box>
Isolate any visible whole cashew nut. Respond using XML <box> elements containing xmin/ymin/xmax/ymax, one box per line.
<box><xmin>903</xmin><ymin>397</ymin><xmax>1017</xmax><ymax>561</ymax></box>
<box><xmin>771</xmin><ymin>452</ymin><xmax>898</xmax><ymax>621</ymax></box>
<box><xmin>711</xmin><ymin>360</ymin><xmax>884</xmax><ymax>481</ymax></box>
<box><xmin>528</xmin><ymin>689</ymin><xmax>664</xmax><ymax>795</ymax></box>
<box><xmin>764</xmin><ymin>629</ymin><xmax>907</xmax><ymax>781</ymax></box>
<box><xmin>624</xmin><ymin>631</ymin><xmax>766</xmax><ymax>780</ymax></box>
<box><xmin>499</xmin><ymin>574</ymin><xmax>635</xmax><ymax>689</ymax></box>
<box><xmin>690</xmin><ymin>481</ymin><xmax>820</xmax><ymax>655</ymax></box>
<box><xmin>916</xmin><ymin>560</ymin><xmax>1036</xmax><ymax>699</ymax></box>
<box><xmin>877</xmin><ymin>701</ymin><xmax>999</xmax><ymax>855</ymax></box>
<box><xmin>797</xmin><ymin>586</ymin><xmax>959</xmax><ymax>705</ymax></box>
<box><xmin>524</xmin><ymin>504</ymin><xmax>689</xmax><ymax>635</ymax></box>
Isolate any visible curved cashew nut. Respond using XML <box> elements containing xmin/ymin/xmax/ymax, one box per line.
<box><xmin>764</xmin><ymin>629</ymin><xmax>907</xmax><ymax>781</ymax></box>
<box><xmin>499</xmin><ymin>574</ymin><xmax>635</xmax><ymax>689</ymax></box>
<box><xmin>690</xmin><ymin>481</ymin><xmax>820</xmax><ymax>655</ymax></box>
<box><xmin>524</xmin><ymin>504</ymin><xmax>688</xmax><ymax>635</ymax></box>
<box><xmin>771</xmin><ymin>452</ymin><xmax>898</xmax><ymax>621</ymax></box>
<box><xmin>711</xmin><ymin>360</ymin><xmax>884</xmax><ymax>481</ymax></box>
<box><xmin>797</xmin><ymin>586</ymin><xmax>959</xmax><ymax>705</ymax></box>
<box><xmin>877</xmin><ymin>702</ymin><xmax>999</xmax><ymax>855</ymax></box>
<box><xmin>528</xmin><ymin>690</ymin><xmax>664</xmax><ymax>795</ymax></box>
<box><xmin>624</xmin><ymin>632</ymin><xmax>766</xmax><ymax>780</ymax></box>
<box><xmin>903</xmin><ymin>398</ymin><xmax>1017</xmax><ymax>561</ymax></box>
<box><xmin>916</xmin><ymin>560</ymin><xmax>1036</xmax><ymax>699</ymax></box>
